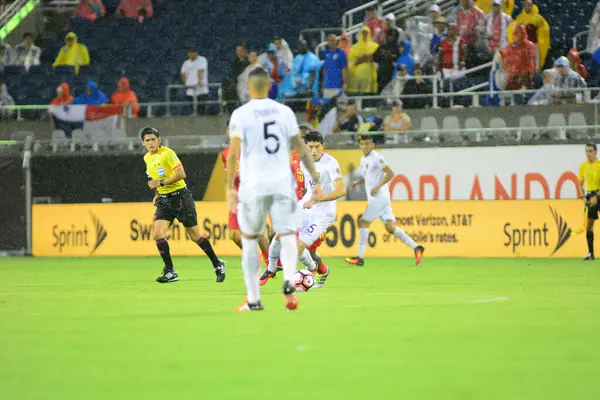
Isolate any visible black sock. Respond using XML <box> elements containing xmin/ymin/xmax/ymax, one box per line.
<box><xmin>197</xmin><ymin>237</ymin><xmax>220</xmax><ymax>267</ymax></box>
<box><xmin>587</xmin><ymin>231</ymin><xmax>594</xmax><ymax>256</ymax></box>
<box><xmin>156</xmin><ymin>238</ymin><xmax>174</xmax><ymax>269</ymax></box>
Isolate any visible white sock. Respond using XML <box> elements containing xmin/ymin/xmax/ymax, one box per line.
<box><xmin>241</xmin><ymin>237</ymin><xmax>261</xmax><ymax>304</ymax></box>
<box><xmin>279</xmin><ymin>234</ymin><xmax>298</xmax><ymax>283</ymax></box>
<box><xmin>268</xmin><ymin>238</ymin><xmax>281</xmax><ymax>273</ymax></box>
<box><xmin>299</xmin><ymin>248</ymin><xmax>316</xmax><ymax>271</ymax></box>
<box><xmin>358</xmin><ymin>227</ymin><xmax>368</xmax><ymax>258</ymax></box>
<box><xmin>393</xmin><ymin>227</ymin><xmax>417</xmax><ymax>249</ymax></box>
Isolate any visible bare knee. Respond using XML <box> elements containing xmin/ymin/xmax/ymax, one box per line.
<box><xmin>229</xmin><ymin>230</ymin><xmax>242</xmax><ymax>248</ymax></box>
<box><xmin>384</xmin><ymin>220</ymin><xmax>396</xmax><ymax>234</ymax></box>
<box><xmin>153</xmin><ymin>223</ymin><xmax>169</xmax><ymax>241</ymax></box>
<box><xmin>186</xmin><ymin>227</ymin><xmax>203</xmax><ymax>242</ymax></box>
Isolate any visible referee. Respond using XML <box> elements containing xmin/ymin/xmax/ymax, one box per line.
<box><xmin>578</xmin><ymin>143</ymin><xmax>600</xmax><ymax>261</ymax></box>
<box><xmin>142</xmin><ymin>126</ymin><xmax>226</xmax><ymax>282</ymax></box>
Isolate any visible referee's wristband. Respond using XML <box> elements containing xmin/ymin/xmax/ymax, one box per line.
<box><xmin>160</xmin><ymin>180</ymin><xmax>165</xmax><ymax>187</ymax></box>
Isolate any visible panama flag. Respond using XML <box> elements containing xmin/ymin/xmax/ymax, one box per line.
<box><xmin>49</xmin><ymin>104</ymin><xmax>121</xmax><ymax>138</ymax></box>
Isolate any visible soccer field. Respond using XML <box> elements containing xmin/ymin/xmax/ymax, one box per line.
<box><xmin>1</xmin><ymin>257</ymin><xmax>598</xmax><ymax>399</ymax></box>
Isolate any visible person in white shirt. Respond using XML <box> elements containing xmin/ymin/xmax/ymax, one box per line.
<box><xmin>345</xmin><ymin>136</ymin><xmax>424</xmax><ymax>266</ymax></box>
<box><xmin>13</xmin><ymin>33</ymin><xmax>41</xmax><ymax>71</ymax></box>
<box><xmin>180</xmin><ymin>47</ymin><xmax>208</xmax><ymax>114</ymax></box>
<box><xmin>260</xmin><ymin>131</ymin><xmax>346</xmax><ymax>289</ymax></box>
<box><xmin>226</xmin><ymin>66</ymin><xmax>322</xmax><ymax>312</ymax></box>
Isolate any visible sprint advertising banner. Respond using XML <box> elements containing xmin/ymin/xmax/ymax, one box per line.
<box><xmin>33</xmin><ymin>200</ymin><xmax>584</xmax><ymax>258</ymax></box>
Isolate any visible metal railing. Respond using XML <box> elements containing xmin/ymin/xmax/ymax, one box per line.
<box><xmin>43</xmin><ymin>0</ymin><xmax>80</xmax><ymax>11</ymax></box>
<box><xmin>299</xmin><ymin>27</ymin><xmax>344</xmax><ymax>47</ymax></box>
<box><xmin>164</xmin><ymin>83</ymin><xmax>224</xmax><ymax>116</ymax></box>
<box><xmin>573</xmin><ymin>30</ymin><xmax>590</xmax><ymax>55</ymax></box>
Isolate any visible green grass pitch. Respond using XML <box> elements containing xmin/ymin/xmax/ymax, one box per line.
<box><xmin>1</xmin><ymin>257</ymin><xmax>599</xmax><ymax>399</ymax></box>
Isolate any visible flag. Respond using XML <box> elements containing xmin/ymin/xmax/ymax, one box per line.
<box><xmin>49</xmin><ymin>105</ymin><xmax>121</xmax><ymax>138</ymax></box>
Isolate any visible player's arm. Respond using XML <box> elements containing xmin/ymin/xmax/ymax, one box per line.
<box><xmin>148</xmin><ymin>164</ymin><xmax>186</xmax><ymax>189</ymax></box>
<box><xmin>371</xmin><ymin>165</ymin><xmax>394</xmax><ymax>195</ymax></box>
<box><xmin>350</xmin><ymin>176</ymin><xmax>365</xmax><ymax>188</ymax></box>
<box><xmin>226</xmin><ymin>138</ymin><xmax>240</xmax><ymax>192</ymax></box>
<box><xmin>579</xmin><ymin>164</ymin><xmax>587</xmax><ymax>201</ymax></box>
<box><xmin>319</xmin><ymin>178</ymin><xmax>346</xmax><ymax>202</ymax></box>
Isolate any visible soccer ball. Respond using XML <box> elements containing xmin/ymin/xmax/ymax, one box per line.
<box><xmin>294</xmin><ymin>269</ymin><xmax>315</xmax><ymax>292</ymax></box>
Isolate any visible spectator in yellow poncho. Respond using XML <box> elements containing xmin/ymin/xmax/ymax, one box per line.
<box><xmin>507</xmin><ymin>0</ymin><xmax>549</xmax><ymax>69</ymax></box>
<box><xmin>475</xmin><ymin>0</ymin><xmax>514</xmax><ymax>15</ymax></box>
<box><xmin>348</xmin><ymin>25</ymin><xmax>379</xmax><ymax>94</ymax></box>
<box><xmin>52</xmin><ymin>32</ymin><xmax>90</xmax><ymax>74</ymax></box>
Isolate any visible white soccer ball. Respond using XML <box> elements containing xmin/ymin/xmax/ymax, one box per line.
<box><xmin>294</xmin><ymin>269</ymin><xmax>315</xmax><ymax>292</ymax></box>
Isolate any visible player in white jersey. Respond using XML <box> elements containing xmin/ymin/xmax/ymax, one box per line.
<box><xmin>226</xmin><ymin>67</ymin><xmax>322</xmax><ymax>312</ymax></box>
<box><xmin>344</xmin><ymin>135</ymin><xmax>424</xmax><ymax>266</ymax></box>
<box><xmin>260</xmin><ymin>131</ymin><xmax>346</xmax><ymax>288</ymax></box>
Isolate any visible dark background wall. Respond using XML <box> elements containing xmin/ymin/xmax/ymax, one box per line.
<box><xmin>0</xmin><ymin>157</ymin><xmax>26</xmax><ymax>251</ymax></box>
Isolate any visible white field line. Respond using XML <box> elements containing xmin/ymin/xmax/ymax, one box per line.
<box><xmin>465</xmin><ymin>296</ymin><xmax>510</xmax><ymax>304</ymax></box>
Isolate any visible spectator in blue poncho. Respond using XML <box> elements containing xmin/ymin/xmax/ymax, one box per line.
<box><xmin>282</xmin><ymin>40</ymin><xmax>320</xmax><ymax>98</ymax></box>
<box><xmin>393</xmin><ymin>40</ymin><xmax>415</xmax><ymax>77</ymax></box>
<box><xmin>71</xmin><ymin>80</ymin><xmax>108</xmax><ymax>105</ymax></box>
<box><xmin>263</xmin><ymin>43</ymin><xmax>287</xmax><ymax>99</ymax></box>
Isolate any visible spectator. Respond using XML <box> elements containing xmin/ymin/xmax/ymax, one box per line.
<box><xmin>339</xmin><ymin>33</ymin><xmax>351</xmax><ymax>58</ymax></box>
<box><xmin>117</xmin><ymin>0</ymin><xmax>153</xmax><ymax>22</ymax></box>
<box><xmin>322</xmin><ymin>33</ymin><xmax>348</xmax><ymax>99</ymax></box>
<box><xmin>568</xmin><ymin>49</ymin><xmax>588</xmax><ymax>80</ymax></box>
<box><xmin>348</xmin><ymin>26</ymin><xmax>379</xmax><ymax>95</ymax></box>
<box><xmin>431</xmin><ymin>17</ymin><xmax>447</xmax><ymax>60</ymax></box>
<box><xmin>384</xmin><ymin>13</ymin><xmax>405</xmax><ymax>43</ymax></box>
<box><xmin>0</xmin><ymin>41</ymin><xmax>13</xmax><ymax>69</ymax></box>
<box><xmin>456</xmin><ymin>0</ymin><xmax>485</xmax><ymax>47</ymax></box>
<box><xmin>429</xmin><ymin>4</ymin><xmax>442</xmax><ymax>23</ymax></box>
<box><xmin>508</xmin><ymin>0</ymin><xmax>550</xmax><ymax>69</ymax></box>
<box><xmin>237</xmin><ymin>50</ymin><xmax>258</xmax><ymax>104</ymax></box>
<box><xmin>383</xmin><ymin>99</ymin><xmax>412</xmax><ymax>131</ymax></box>
<box><xmin>527</xmin><ymin>69</ymin><xmax>554</xmax><ymax>105</ymax></box>
<box><xmin>180</xmin><ymin>47</ymin><xmax>209</xmax><ymax>105</ymax></box>
<box><xmin>486</xmin><ymin>0</ymin><xmax>512</xmax><ymax>53</ymax></box>
<box><xmin>403</xmin><ymin>64</ymin><xmax>433</xmax><ymax>109</ymax></box>
<box><xmin>52</xmin><ymin>32</ymin><xmax>90</xmax><ymax>73</ymax></box>
<box><xmin>0</xmin><ymin>80</ymin><xmax>15</xmax><ymax>119</ymax></box>
<box><xmin>288</xmin><ymin>40</ymin><xmax>320</xmax><ymax>97</ymax></box>
<box><xmin>50</xmin><ymin>83</ymin><xmax>74</xmax><ymax>105</ymax></box>
<box><xmin>552</xmin><ymin>56</ymin><xmax>587</xmax><ymax>104</ymax></box>
<box><xmin>373</xmin><ymin>30</ymin><xmax>401</xmax><ymax>95</ymax></box>
<box><xmin>72</xmin><ymin>0</ymin><xmax>105</xmax><ymax>22</ymax></box>
<box><xmin>72</xmin><ymin>80</ymin><xmax>108</xmax><ymax>104</ymax></box>
<box><xmin>110</xmin><ymin>77</ymin><xmax>139</xmax><ymax>117</ymax></box>
<box><xmin>263</xmin><ymin>43</ymin><xmax>287</xmax><ymax>100</ymax></box>
<box><xmin>588</xmin><ymin>1</ymin><xmax>600</xmax><ymax>54</ymax></box>
<box><xmin>437</xmin><ymin>23</ymin><xmax>467</xmax><ymax>79</ymax></box>
<box><xmin>333</xmin><ymin>103</ymin><xmax>366</xmax><ymax>133</ymax></box>
<box><xmin>475</xmin><ymin>0</ymin><xmax>514</xmax><ymax>15</ymax></box>
<box><xmin>394</xmin><ymin>40</ymin><xmax>415</xmax><ymax>76</ymax></box>
<box><xmin>364</xmin><ymin>6</ymin><xmax>386</xmax><ymax>45</ymax></box>
<box><xmin>272</xmin><ymin>37</ymin><xmax>294</xmax><ymax>67</ymax></box>
<box><xmin>224</xmin><ymin>43</ymin><xmax>249</xmax><ymax>111</ymax></box>
<box><xmin>13</xmin><ymin>33</ymin><xmax>41</xmax><ymax>71</ymax></box>
<box><xmin>500</xmin><ymin>24</ymin><xmax>536</xmax><ymax>89</ymax></box>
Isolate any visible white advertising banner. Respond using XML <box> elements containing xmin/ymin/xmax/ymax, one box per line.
<box><xmin>349</xmin><ymin>145</ymin><xmax>585</xmax><ymax>200</ymax></box>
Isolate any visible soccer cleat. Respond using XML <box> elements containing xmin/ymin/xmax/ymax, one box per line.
<box><xmin>313</xmin><ymin>269</ymin><xmax>329</xmax><ymax>289</ymax></box>
<box><xmin>584</xmin><ymin>253</ymin><xmax>595</xmax><ymax>261</ymax></box>
<box><xmin>234</xmin><ymin>299</ymin><xmax>264</xmax><ymax>312</ymax></box>
<box><xmin>259</xmin><ymin>269</ymin><xmax>277</xmax><ymax>286</ymax></box>
<box><xmin>414</xmin><ymin>246</ymin><xmax>425</xmax><ymax>265</ymax></box>
<box><xmin>282</xmin><ymin>280</ymin><xmax>298</xmax><ymax>310</ymax></box>
<box><xmin>156</xmin><ymin>267</ymin><xmax>179</xmax><ymax>283</ymax></box>
<box><xmin>344</xmin><ymin>256</ymin><xmax>364</xmax><ymax>267</ymax></box>
<box><xmin>214</xmin><ymin>259</ymin><xmax>226</xmax><ymax>283</ymax></box>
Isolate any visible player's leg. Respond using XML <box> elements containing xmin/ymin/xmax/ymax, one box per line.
<box><xmin>383</xmin><ymin>205</ymin><xmax>424</xmax><ymax>265</ymax></box>
<box><xmin>235</xmin><ymin>196</ymin><xmax>269</xmax><ymax>311</ymax></box>
<box><xmin>228</xmin><ymin>211</ymin><xmax>242</xmax><ymax>249</ymax></box>
<box><xmin>259</xmin><ymin>232</ymin><xmax>280</xmax><ymax>286</ymax></box>
<box><xmin>154</xmin><ymin>218</ymin><xmax>178</xmax><ymax>283</ymax></box>
<box><xmin>309</xmin><ymin>236</ymin><xmax>330</xmax><ymax>289</ymax></box>
<box><xmin>257</xmin><ymin>235</ymin><xmax>270</xmax><ymax>266</ymax></box>
<box><xmin>180</xmin><ymin>191</ymin><xmax>226</xmax><ymax>282</ymax></box>
<box><xmin>585</xmin><ymin>195</ymin><xmax>598</xmax><ymax>260</ymax></box>
<box><xmin>229</xmin><ymin>229</ymin><xmax>242</xmax><ymax>249</ymax></box>
<box><xmin>345</xmin><ymin>202</ymin><xmax>377</xmax><ymax>266</ymax></box>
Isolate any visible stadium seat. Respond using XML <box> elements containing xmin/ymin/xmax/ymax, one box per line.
<box><xmin>419</xmin><ymin>116</ymin><xmax>439</xmax><ymax>142</ymax></box>
<box><xmin>546</xmin><ymin>113</ymin><xmax>568</xmax><ymax>140</ymax></box>
<box><xmin>568</xmin><ymin>112</ymin><xmax>589</xmax><ymax>139</ymax></box>
<box><xmin>489</xmin><ymin>117</ymin><xmax>508</xmax><ymax>141</ymax></box>
<box><xmin>519</xmin><ymin>115</ymin><xmax>538</xmax><ymax>141</ymax></box>
<box><xmin>10</xmin><ymin>131</ymin><xmax>36</xmax><ymax>141</ymax></box>
<box><xmin>464</xmin><ymin>117</ymin><xmax>484</xmax><ymax>142</ymax></box>
<box><xmin>441</xmin><ymin>116</ymin><xmax>462</xmax><ymax>143</ymax></box>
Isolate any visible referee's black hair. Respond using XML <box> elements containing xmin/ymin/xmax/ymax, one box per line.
<box><xmin>586</xmin><ymin>143</ymin><xmax>597</xmax><ymax>151</ymax></box>
<box><xmin>140</xmin><ymin>126</ymin><xmax>160</xmax><ymax>140</ymax></box>
<box><xmin>358</xmin><ymin>135</ymin><xmax>374</xmax><ymax>142</ymax></box>
<box><xmin>304</xmin><ymin>131</ymin><xmax>324</xmax><ymax>144</ymax></box>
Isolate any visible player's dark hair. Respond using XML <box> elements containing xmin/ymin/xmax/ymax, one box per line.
<box><xmin>140</xmin><ymin>126</ymin><xmax>160</xmax><ymax>140</ymax></box>
<box><xmin>358</xmin><ymin>135</ymin><xmax>373</xmax><ymax>142</ymax></box>
<box><xmin>248</xmin><ymin>66</ymin><xmax>269</xmax><ymax>80</ymax></box>
<box><xmin>304</xmin><ymin>131</ymin><xmax>324</xmax><ymax>144</ymax></box>
<box><xmin>236</xmin><ymin>43</ymin><xmax>246</xmax><ymax>49</ymax></box>
<box><xmin>586</xmin><ymin>143</ymin><xmax>597</xmax><ymax>151</ymax></box>
<box><xmin>23</xmin><ymin>32</ymin><xmax>33</xmax><ymax>39</ymax></box>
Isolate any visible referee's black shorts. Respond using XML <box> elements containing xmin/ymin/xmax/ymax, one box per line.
<box><xmin>586</xmin><ymin>191</ymin><xmax>600</xmax><ymax>220</ymax></box>
<box><xmin>154</xmin><ymin>188</ymin><xmax>198</xmax><ymax>228</ymax></box>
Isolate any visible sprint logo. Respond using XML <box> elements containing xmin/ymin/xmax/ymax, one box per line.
<box><xmin>52</xmin><ymin>211</ymin><xmax>108</xmax><ymax>254</ymax></box>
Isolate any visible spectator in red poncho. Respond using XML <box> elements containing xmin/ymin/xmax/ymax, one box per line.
<box><xmin>110</xmin><ymin>77</ymin><xmax>139</xmax><ymax>117</ymax></box>
<box><xmin>72</xmin><ymin>0</ymin><xmax>105</xmax><ymax>22</ymax></box>
<box><xmin>437</xmin><ymin>23</ymin><xmax>468</xmax><ymax>79</ymax></box>
<box><xmin>117</xmin><ymin>0</ymin><xmax>153</xmax><ymax>22</ymax></box>
<box><xmin>500</xmin><ymin>24</ymin><xmax>536</xmax><ymax>89</ymax></box>
<box><xmin>364</xmin><ymin>6</ymin><xmax>386</xmax><ymax>45</ymax></box>
<box><xmin>50</xmin><ymin>83</ymin><xmax>74</xmax><ymax>105</ymax></box>
<box><xmin>568</xmin><ymin>48</ymin><xmax>588</xmax><ymax>80</ymax></box>
<box><xmin>456</xmin><ymin>0</ymin><xmax>485</xmax><ymax>46</ymax></box>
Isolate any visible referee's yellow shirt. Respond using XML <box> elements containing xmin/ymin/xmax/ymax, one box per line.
<box><xmin>144</xmin><ymin>147</ymin><xmax>186</xmax><ymax>194</ymax></box>
<box><xmin>578</xmin><ymin>159</ymin><xmax>600</xmax><ymax>192</ymax></box>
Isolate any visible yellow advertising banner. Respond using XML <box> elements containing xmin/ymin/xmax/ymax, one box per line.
<box><xmin>33</xmin><ymin>200</ymin><xmax>585</xmax><ymax>258</ymax></box>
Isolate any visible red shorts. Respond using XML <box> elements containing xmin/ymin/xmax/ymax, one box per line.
<box><xmin>307</xmin><ymin>232</ymin><xmax>326</xmax><ymax>252</ymax></box>
<box><xmin>228</xmin><ymin>211</ymin><xmax>240</xmax><ymax>231</ymax></box>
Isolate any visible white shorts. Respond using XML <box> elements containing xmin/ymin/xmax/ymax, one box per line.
<box><xmin>298</xmin><ymin>213</ymin><xmax>334</xmax><ymax>246</ymax></box>
<box><xmin>361</xmin><ymin>198</ymin><xmax>395</xmax><ymax>223</ymax></box>
<box><xmin>237</xmin><ymin>194</ymin><xmax>299</xmax><ymax>236</ymax></box>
